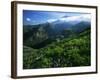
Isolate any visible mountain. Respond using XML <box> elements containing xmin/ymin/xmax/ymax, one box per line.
<box><xmin>71</xmin><ymin>21</ymin><xmax>90</xmax><ymax>33</ymax></box>
<box><xmin>50</xmin><ymin>19</ymin><xmax>73</xmax><ymax>32</ymax></box>
<box><xmin>46</xmin><ymin>15</ymin><xmax>91</xmax><ymax>33</ymax></box>
<box><xmin>23</xmin><ymin>24</ymin><xmax>49</xmax><ymax>48</ymax></box>
<box><xmin>23</xmin><ymin>15</ymin><xmax>91</xmax><ymax>49</ymax></box>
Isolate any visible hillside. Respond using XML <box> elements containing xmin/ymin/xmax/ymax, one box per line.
<box><xmin>23</xmin><ymin>28</ymin><xmax>91</xmax><ymax>69</ymax></box>
<box><xmin>23</xmin><ymin>20</ymin><xmax>90</xmax><ymax>49</ymax></box>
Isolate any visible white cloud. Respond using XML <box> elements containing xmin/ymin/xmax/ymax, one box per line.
<box><xmin>60</xmin><ymin>16</ymin><xmax>80</xmax><ymax>22</ymax></box>
<box><xmin>60</xmin><ymin>14</ymin><xmax>91</xmax><ymax>22</ymax></box>
<box><xmin>81</xmin><ymin>14</ymin><xmax>91</xmax><ymax>21</ymax></box>
<box><xmin>47</xmin><ymin>19</ymin><xmax>57</xmax><ymax>23</ymax></box>
<box><xmin>26</xmin><ymin>18</ymin><xmax>31</xmax><ymax>21</ymax></box>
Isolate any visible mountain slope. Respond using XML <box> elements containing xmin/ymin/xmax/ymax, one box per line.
<box><xmin>23</xmin><ymin>18</ymin><xmax>90</xmax><ymax>49</ymax></box>
<box><xmin>23</xmin><ymin>28</ymin><xmax>91</xmax><ymax>69</ymax></box>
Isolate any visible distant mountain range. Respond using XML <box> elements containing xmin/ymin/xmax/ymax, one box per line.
<box><xmin>23</xmin><ymin>15</ymin><xmax>91</xmax><ymax>48</ymax></box>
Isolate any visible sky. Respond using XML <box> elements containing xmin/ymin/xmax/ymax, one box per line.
<box><xmin>23</xmin><ymin>10</ymin><xmax>90</xmax><ymax>25</ymax></box>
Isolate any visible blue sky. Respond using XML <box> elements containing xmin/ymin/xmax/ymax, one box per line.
<box><xmin>23</xmin><ymin>10</ymin><xmax>90</xmax><ymax>25</ymax></box>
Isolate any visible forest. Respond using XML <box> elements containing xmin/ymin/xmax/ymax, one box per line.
<box><xmin>23</xmin><ymin>22</ymin><xmax>91</xmax><ymax>69</ymax></box>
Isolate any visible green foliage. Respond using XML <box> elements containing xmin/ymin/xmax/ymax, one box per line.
<box><xmin>23</xmin><ymin>28</ymin><xmax>91</xmax><ymax>69</ymax></box>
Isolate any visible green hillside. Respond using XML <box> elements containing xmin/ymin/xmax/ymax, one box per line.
<box><xmin>23</xmin><ymin>28</ymin><xmax>91</xmax><ymax>69</ymax></box>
